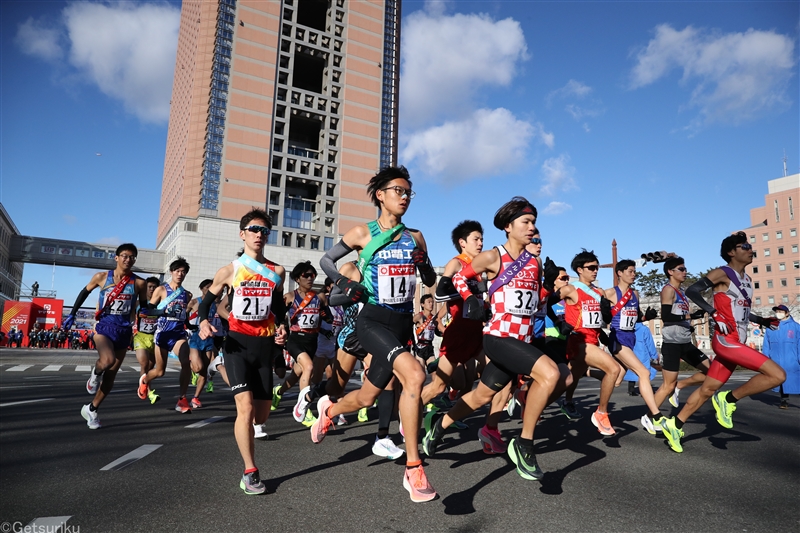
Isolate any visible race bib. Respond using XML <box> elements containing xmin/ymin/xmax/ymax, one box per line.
<box><xmin>232</xmin><ymin>281</ymin><xmax>272</xmax><ymax>321</ymax></box>
<box><xmin>735</xmin><ymin>305</ymin><xmax>750</xmax><ymax>324</ymax></box>
<box><xmin>139</xmin><ymin>316</ymin><xmax>157</xmax><ymax>334</ymax></box>
<box><xmin>581</xmin><ymin>301</ymin><xmax>602</xmax><ymax>328</ymax></box>
<box><xmin>504</xmin><ymin>278</ymin><xmax>538</xmax><ymax>317</ymax></box>
<box><xmin>619</xmin><ymin>308</ymin><xmax>637</xmax><ymax>331</ymax></box>
<box><xmin>298</xmin><ymin>309</ymin><xmax>320</xmax><ymax>330</ymax></box>
<box><xmin>671</xmin><ymin>300</ymin><xmax>689</xmax><ymax>318</ymax></box>
<box><xmin>108</xmin><ymin>294</ymin><xmax>133</xmax><ymax>316</ymax></box>
<box><xmin>378</xmin><ymin>264</ymin><xmax>416</xmax><ymax>305</ymax></box>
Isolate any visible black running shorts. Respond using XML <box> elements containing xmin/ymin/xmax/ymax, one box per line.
<box><xmin>481</xmin><ymin>334</ymin><xmax>549</xmax><ymax>392</ymax></box>
<box><xmin>356</xmin><ymin>303</ymin><xmax>413</xmax><ymax>390</ymax></box>
<box><xmin>224</xmin><ymin>331</ymin><xmax>274</xmax><ymax>400</ymax></box>
<box><xmin>660</xmin><ymin>342</ymin><xmax>709</xmax><ymax>372</ymax></box>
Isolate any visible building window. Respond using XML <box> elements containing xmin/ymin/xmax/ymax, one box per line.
<box><xmin>775</xmin><ymin>199</ymin><xmax>780</xmax><ymax>222</ymax></box>
<box><xmin>297</xmin><ymin>234</ymin><xmax>306</xmax><ymax>248</ymax></box>
<box><xmin>762</xmin><ymin>233</ymin><xmax>769</xmax><ymax>241</ymax></box>
<box><xmin>749</xmin><ymin>234</ymin><xmax>756</xmax><ymax>243</ymax></box>
<box><xmin>783</xmin><ymin>295</ymin><xmax>789</xmax><ymax>303</ymax></box>
<box><xmin>766</xmin><ymin>264</ymin><xmax>772</xmax><ymax>273</ymax></box>
<box><xmin>754</xmin><ymin>281</ymin><xmax>760</xmax><ymax>289</ymax></box>
<box><xmin>767</xmin><ymin>280</ymin><xmax>773</xmax><ymax>288</ymax></box>
<box><xmin>755</xmin><ymin>297</ymin><xmax>761</xmax><ymax>305</ymax></box>
<box><xmin>791</xmin><ymin>228</ymin><xmax>797</xmax><ymax>237</ymax></box>
<box><xmin>792</xmin><ymin>245</ymin><xmax>798</xmax><ymax>254</ymax></box>
<box><xmin>795</xmin><ymin>261</ymin><xmax>800</xmax><ymax>270</ymax></box>
<box><xmin>310</xmin><ymin>236</ymin><xmax>319</xmax><ymax>250</ymax></box>
<box><xmin>324</xmin><ymin>237</ymin><xmax>333</xmax><ymax>251</ymax></box>
<box><xmin>796</xmin><ymin>277</ymin><xmax>800</xmax><ymax>285</ymax></box>
<box><xmin>778</xmin><ymin>247</ymin><xmax>784</xmax><ymax>255</ymax></box>
<box><xmin>781</xmin><ymin>279</ymin><xmax>787</xmax><ymax>287</ymax></box>
<box><xmin>780</xmin><ymin>263</ymin><xmax>786</xmax><ymax>271</ymax></box>
<box><xmin>752</xmin><ymin>266</ymin><xmax>759</xmax><ymax>274</ymax></box>
<box><xmin>776</xmin><ymin>230</ymin><xmax>782</xmax><ymax>239</ymax></box>
<box><xmin>282</xmin><ymin>232</ymin><xmax>292</xmax><ymax>247</ymax></box>
<box><xmin>764</xmin><ymin>248</ymin><xmax>770</xmax><ymax>256</ymax></box>
<box><xmin>768</xmin><ymin>296</ymin><xmax>775</xmax><ymax>304</ymax></box>
<box><xmin>284</xmin><ymin>196</ymin><xmax>316</xmax><ymax>230</ymax></box>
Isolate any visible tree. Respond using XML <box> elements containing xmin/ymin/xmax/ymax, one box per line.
<box><xmin>634</xmin><ymin>269</ymin><xmax>667</xmax><ymax>297</ymax></box>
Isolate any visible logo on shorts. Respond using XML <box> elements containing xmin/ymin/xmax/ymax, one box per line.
<box><xmin>386</xmin><ymin>345</ymin><xmax>404</xmax><ymax>361</ymax></box>
<box><xmin>231</xmin><ymin>383</ymin><xmax>246</xmax><ymax>391</ymax></box>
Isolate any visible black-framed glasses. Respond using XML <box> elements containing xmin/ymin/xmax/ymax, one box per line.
<box><xmin>582</xmin><ymin>265</ymin><xmax>599</xmax><ymax>271</ymax></box>
<box><xmin>737</xmin><ymin>243</ymin><xmax>753</xmax><ymax>251</ymax></box>
<box><xmin>381</xmin><ymin>186</ymin><xmax>415</xmax><ymax>199</ymax></box>
<box><xmin>244</xmin><ymin>225</ymin><xmax>271</xmax><ymax>236</ymax></box>
<box><xmin>673</xmin><ymin>267</ymin><xmax>687</xmax><ymax>272</ymax></box>
<box><xmin>531</xmin><ymin>238</ymin><xmax>542</xmax><ymax>245</ymax></box>
<box><xmin>300</xmin><ymin>272</ymin><xmax>315</xmax><ymax>279</ymax></box>
<box><xmin>117</xmin><ymin>254</ymin><xmax>136</xmax><ymax>261</ymax></box>
<box><xmin>557</xmin><ymin>275</ymin><xmax>570</xmax><ymax>282</ymax></box>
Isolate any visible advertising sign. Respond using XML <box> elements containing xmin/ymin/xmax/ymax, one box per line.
<box><xmin>33</xmin><ymin>298</ymin><xmax>64</xmax><ymax>329</ymax></box>
<box><xmin>2</xmin><ymin>301</ymin><xmax>34</xmax><ymax>346</ymax></box>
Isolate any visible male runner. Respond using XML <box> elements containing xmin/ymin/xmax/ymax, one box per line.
<box><xmin>423</xmin><ymin>197</ymin><xmax>560</xmax><ymax>481</ymax></box>
<box><xmin>186</xmin><ymin>279</ymin><xmax>217</xmax><ymax>408</ymax></box>
<box><xmin>137</xmin><ymin>258</ymin><xmax>193</xmax><ymax>413</ymax></box>
<box><xmin>198</xmin><ymin>208</ymin><xmax>287</xmax><ymax>494</ymax></box>
<box><xmin>413</xmin><ymin>294</ymin><xmax>438</xmax><ymax>368</ymax></box>
<box><xmin>62</xmin><ymin>244</ymin><xmax>149</xmax><ymax>429</ymax></box>
<box><xmin>660</xmin><ymin>232</ymin><xmax>784</xmax><ymax>452</ymax></box>
<box><xmin>315</xmin><ymin>166</ymin><xmax>438</xmax><ymax>502</ymax></box>
<box><xmin>134</xmin><ymin>276</ymin><xmax>161</xmax><ymax>404</ymax></box>
<box><xmin>652</xmin><ymin>256</ymin><xmax>710</xmax><ymax>410</ymax></box>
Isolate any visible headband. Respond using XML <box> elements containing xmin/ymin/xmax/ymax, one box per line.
<box><xmin>509</xmin><ymin>205</ymin><xmax>535</xmax><ymax>223</ymax></box>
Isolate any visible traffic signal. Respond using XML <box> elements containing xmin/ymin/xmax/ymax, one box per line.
<box><xmin>640</xmin><ymin>251</ymin><xmax>675</xmax><ymax>263</ymax></box>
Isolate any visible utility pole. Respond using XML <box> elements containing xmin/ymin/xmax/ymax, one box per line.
<box><xmin>599</xmin><ymin>239</ymin><xmax>619</xmax><ymax>286</ymax></box>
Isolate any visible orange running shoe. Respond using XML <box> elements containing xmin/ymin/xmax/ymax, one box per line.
<box><xmin>591</xmin><ymin>410</ymin><xmax>616</xmax><ymax>436</ymax></box>
<box><xmin>137</xmin><ymin>374</ymin><xmax>149</xmax><ymax>400</ymax></box>
<box><xmin>403</xmin><ymin>465</ymin><xmax>437</xmax><ymax>503</ymax></box>
<box><xmin>175</xmin><ymin>396</ymin><xmax>192</xmax><ymax>414</ymax></box>
<box><xmin>190</xmin><ymin>397</ymin><xmax>202</xmax><ymax>409</ymax></box>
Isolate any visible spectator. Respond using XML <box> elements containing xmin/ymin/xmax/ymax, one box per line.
<box><xmin>624</xmin><ymin>322</ymin><xmax>659</xmax><ymax>396</ymax></box>
<box><xmin>763</xmin><ymin>305</ymin><xmax>800</xmax><ymax>409</ymax></box>
<box><xmin>31</xmin><ymin>281</ymin><xmax>39</xmax><ymax>297</ymax></box>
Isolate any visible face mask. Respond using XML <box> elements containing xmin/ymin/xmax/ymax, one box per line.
<box><xmin>775</xmin><ymin>312</ymin><xmax>786</xmax><ymax>320</ymax></box>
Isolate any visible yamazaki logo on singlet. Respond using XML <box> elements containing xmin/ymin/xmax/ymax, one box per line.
<box><xmin>379</xmin><ymin>265</ymin><xmax>414</xmax><ymax>276</ymax></box>
<box><xmin>237</xmin><ymin>287</ymin><xmax>272</xmax><ymax>297</ymax></box>
<box><xmin>508</xmin><ymin>278</ymin><xmax>538</xmax><ymax>290</ymax></box>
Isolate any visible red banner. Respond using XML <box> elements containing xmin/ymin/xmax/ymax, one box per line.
<box><xmin>2</xmin><ymin>301</ymin><xmax>34</xmax><ymax>346</ymax></box>
<box><xmin>33</xmin><ymin>298</ymin><xmax>63</xmax><ymax>330</ymax></box>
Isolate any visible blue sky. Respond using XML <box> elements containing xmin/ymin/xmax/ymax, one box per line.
<box><xmin>2</xmin><ymin>0</ymin><xmax>798</xmax><ymax>304</ymax></box>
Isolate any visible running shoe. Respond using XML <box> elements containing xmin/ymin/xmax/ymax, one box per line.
<box><xmin>669</xmin><ymin>387</ymin><xmax>681</xmax><ymax>408</ymax></box>
<box><xmin>87</xmin><ymin>368</ymin><xmax>100</xmax><ymax>395</ymax></box>
<box><xmin>240</xmin><ymin>470</ymin><xmax>266</xmax><ymax>495</ymax></box>
<box><xmin>399</xmin><ymin>420</ymin><xmax>405</xmax><ymax>442</ymax></box>
<box><xmin>311</xmin><ymin>395</ymin><xmax>333</xmax><ymax>443</ymax></box>
<box><xmin>711</xmin><ymin>390</ymin><xmax>736</xmax><ymax>429</ymax></box>
<box><xmin>448</xmin><ymin>389</ymin><xmax>459</xmax><ymax>402</ymax></box>
<box><xmin>423</xmin><ymin>409</ymin><xmax>438</xmax><ymax>434</ymax></box>
<box><xmin>206</xmin><ymin>380</ymin><xmax>214</xmax><ymax>393</ymax></box>
<box><xmin>507</xmin><ymin>438</ymin><xmax>544</xmax><ymax>481</ymax></box>
<box><xmin>191</xmin><ymin>372</ymin><xmax>198</xmax><ymax>386</ymax></box>
<box><xmin>425</xmin><ymin>402</ymin><xmax>435</xmax><ymax>413</ymax></box>
<box><xmin>452</xmin><ymin>420</ymin><xmax>469</xmax><ymax>430</ymax></box>
<box><xmin>661</xmin><ymin>417</ymin><xmax>684</xmax><ymax>453</ymax></box>
<box><xmin>640</xmin><ymin>414</ymin><xmax>657</xmax><ymax>435</ymax></box>
<box><xmin>271</xmin><ymin>385</ymin><xmax>282</xmax><ymax>411</ymax></box>
<box><xmin>137</xmin><ymin>374</ymin><xmax>149</xmax><ymax>400</ymax></box>
<box><xmin>336</xmin><ymin>414</ymin><xmax>348</xmax><ymax>426</ymax></box>
<box><xmin>207</xmin><ymin>356</ymin><xmax>219</xmax><ymax>379</ymax></box>
<box><xmin>403</xmin><ymin>466</ymin><xmax>437</xmax><ymax>503</ymax></box>
<box><xmin>372</xmin><ymin>436</ymin><xmax>404</xmax><ymax>459</ymax></box>
<box><xmin>81</xmin><ymin>404</ymin><xmax>101</xmax><ymax>430</ymax></box>
<box><xmin>591</xmin><ymin>410</ymin><xmax>616</xmax><ymax>436</ymax></box>
<box><xmin>478</xmin><ymin>425</ymin><xmax>507</xmax><ymax>454</ymax></box>
<box><xmin>175</xmin><ymin>397</ymin><xmax>192</xmax><ymax>414</ymax></box>
<box><xmin>293</xmin><ymin>386</ymin><xmax>311</xmax><ymax>423</ymax></box>
<box><xmin>302</xmin><ymin>410</ymin><xmax>317</xmax><ymax>428</ymax></box>
<box><xmin>506</xmin><ymin>396</ymin><xmax>516</xmax><ymax>417</ymax></box>
<box><xmin>357</xmin><ymin>407</ymin><xmax>368</xmax><ymax>423</ymax></box>
<box><xmin>780</xmin><ymin>398</ymin><xmax>789</xmax><ymax>409</ymax></box>
<box><xmin>190</xmin><ymin>397</ymin><xmax>202</xmax><ymax>410</ymax></box>
<box><xmin>148</xmin><ymin>388</ymin><xmax>160</xmax><ymax>405</ymax></box>
<box><xmin>559</xmin><ymin>399</ymin><xmax>582</xmax><ymax>420</ymax></box>
<box><xmin>422</xmin><ymin>412</ymin><xmax>444</xmax><ymax>456</ymax></box>
<box><xmin>253</xmin><ymin>423</ymin><xmax>269</xmax><ymax>440</ymax></box>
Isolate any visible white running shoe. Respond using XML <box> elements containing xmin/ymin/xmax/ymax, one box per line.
<box><xmin>293</xmin><ymin>386</ymin><xmax>311</xmax><ymax>423</ymax></box>
<box><xmin>207</xmin><ymin>356</ymin><xmax>220</xmax><ymax>379</ymax></box>
<box><xmin>253</xmin><ymin>423</ymin><xmax>269</xmax><ymax>439</ymax></box>
<box><xmin>372</xmin><ymin>436</ymin><xmax>405</xmax><ymax>459</ymax></box>
<box><xmin>81</xmin><ymin>404</ymin><xmax>101</xmax><ymax>430</ymax></box>
<box><xmin>669</xmin><ymin>388</ymin><xmax>681</xmax><ymax>408</ymax></box>
<box><xmin>336</xmin><ymin>414</ymin><xmax>348</xmax><ymax>426</ymax></box>
<box><xmin>640</xmin><ymin>414</ymin><xmax>657</xmax><ymax>435</ymax></box>
<box><xmin>86</xmin><ymin>368</ymin><xmax>100</xmax><ymax>395</ymax></box>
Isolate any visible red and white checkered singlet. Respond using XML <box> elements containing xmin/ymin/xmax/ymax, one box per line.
<box><xmin>484</xmin><ymin>246</ymin><xmax>541</xmax><ymax>343</ymax></box>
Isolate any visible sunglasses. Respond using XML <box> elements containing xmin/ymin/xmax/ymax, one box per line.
<box><xmin>381</xmin><ymin>186</ymin><xmax>416</xmax><ymax>199</ymax></box>
<box><xmin>244</xmin><ymin>225</ymin><xmax>271</xmax><ymax>236</ymax></box>
<box><xmin>582</xmin><ymin>265</ymin><xmax>599</xmax><ymax>271</ymax></box>
<box><xmin>672</xmin><ymin>267</ymin><xmax>687</xmax><ymax>272</ymax></box>
<box><xmin>737</xmin><ymin>243</ymin><xmax>753</xmax><ymax>251</ymax></box>
<box><xmin>300</xmin><ymin>272</ymin><xmax>315</xmax><ymax>279</ymax></box>
<box><xmin>531</xmin><ymin>238</ymin><xmax>542</xmax><ymax>245</ymax></box>
<box><xmin>557</xmin><ymin>275</ymin><xmax>570</xmax><ymax>282</ymax></box>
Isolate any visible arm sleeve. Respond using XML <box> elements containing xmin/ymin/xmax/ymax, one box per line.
<box><xmin>685</xmin><ymin>277</ymin><xmax>716</xmax><ymax>315</ymax></box>
<box><xmin>660</xmin><ymin>304</ymin><xmax>686</xmax><ymax>323</ymax></box>
<box><xmin>417</xmin><ymin>253</ymin><xmax>437</xmax><ymax>287</ymax></box>
<box><xmin>68</xmin><ymin>287</ymin><xmax>93</xmax><ymax>316</ymax></box>
<box><xmin>452</xmin><ymin>264</ymin><xmax>479</xmax><ymax>302</ymax></box>
<box><xmin>434</xmin><ymin>276</ymin><xmax>459</xmax><ymax>302</ymax></box>
<box><xmin>319</xmin><ymin>240</ymin><xmax>354</xmax><ymax>282</ymax></box>
<box><xmin>327</xmin><ymin>284</ymin><xmax>351</xmax><ymax>307</ymax></box>
<box><xmin>271</xmin><ymin>296</ymin><xmax>287</xmax><ymax>324</ymax></box>
<box><xmin>198</xmin><ymin>290</ymin><xmax>218</xmax><ymax>322</ymax></box>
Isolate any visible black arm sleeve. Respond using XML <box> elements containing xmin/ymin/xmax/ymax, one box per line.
<box><xmin>417</xmin><ymin>255</ymin><xmax>437</xmax><ymax>288</ymax></box>
<box><xmin>686</xmin><ymin>277</ymin><xmax>716</xmax><ymax>316</ymax></box>
<box><xmin>327</xmin><ymin>284</ymin><xmax>351</xmax><ymax>307</ymax></box>
<box><xmin>434</xmin><ymin>276</ymin><xmax>459</xmax><ymax>302</ymax></box>
<box><xmin>319</xmin><ymin>240</ymin><xmax>354</xmax><ymax>283</ymax></box>
<box><xmin>661</xmin><ymin>304</ymin><xmax>686</xmax><ymax>323</ymax></box>
<box><xmin>198</xmin><ymin>290</ymin><xmax>218</xmax><ymax>322</ymax></box>
<box><xmin>69</xmin><ymin>287</ymin><xmax>93</xmax><ymax>316</ymax></box>
<box><xmin>271</xmin><ymin>296</ymin><xmax>287</xmax><ymax>324</ymax></box>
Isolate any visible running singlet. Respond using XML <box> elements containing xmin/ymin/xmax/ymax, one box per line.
<box><xmin>545</xmin><ymin>301</ymin><xmax>566</xmax><ymax>339</ymax></box>
<box><xmin>136</xmin><ymin>310</ymin><xmax>157</xmax><ymax>335</ymax></box>
<box><xmin>416</xmin><ymin>314</ymin><xmax>437</xmax><ymax>344</ymax></box>
<box><xmin>97</xmin><ymin>271</ymin><xmax>137</xmax><ymax>328</ymax></box>
<box><xmin>713</xmin><ymin>268</ymin><xmax>752</xmax><ymax>343</ymax></box>
<box><xmin>565</xmin><ymin>283</ymin><xmax>604</xmax><ymax>331</ymax></box>
<box><xmin>661</xmin><ymin>284</ymin><xmax>692</xmax><ymax>344</ymax></box>
<box><xmin>610</xmin><ymin>287</ymin><xmax>639</xmax><ymax>332</ymax></box>
<box><xmin>290</xmin><ymin>290</ymin><xmax>321</xmax><ymax>333</ymax></box>
<box><xmin>360</xmin><ymin>222</ymin><xmax>417</xmax><ymax>313</ymax></box>
<box><xmin>156</xmin><ymin>284</ymin><xmax>189</xmax><ymax>332</ymax></box>
<box><xmin>330</xmin><ymin>305</ymin><xmax>345</xmax><ymax>339</ymax></box>
<box><xmin>484</xmin><ymin>246</ymin><xmax>540</xmax><ymax>343</ymax></box>
<box><xmin>228</xmin><ymin>259</ymin><xmax>277</xmax><ymax>337</ymax></box>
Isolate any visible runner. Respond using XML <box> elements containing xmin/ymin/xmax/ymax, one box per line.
<box><xmin>660</xmin><ymin>232</ymin><xmax>785</xmax><ymax>452</ymax></box>
<box><xmin>422</xmin><ymin>197</ymin><xmax>560</xmax><ymax>482</ymax></box>
<box><xmin>413</xmin><ymin>294</ymin><xmax>438</xmax><ymax>369</ymax></box>
<box><xmin>62</xmin><ymin>244</ymin><xmax>149</xmax><ymax>429</ymax></box>
<box><xmin>652</xmin><ymin>256</ymin><xmax>711</xmax><ymax>410</ymax></box>
<box><xmin>137</xmin><ymin>258</ymin><xmax>193</xmax><ymax>413</ymax></box>
<box><xmin>556</xmin><ymin>250</ymin><xmax>621</xmax><ymax>436</ymax></box>
<box><xmin>198</xmin><ymin>208</ymin><xmax>287</xmax><ymax>494</ymax></box>
<box><xmin>185</xmin><ymin>279</ymin><xmax>217</xmax><ymax>408</ymax></box>
<box><xmin>134</xmin><ymin>276</ymin><xmax>161</xmax><ymax>405</ymax></box>
<box><xmin>314</xmin><ymin>166</ymin><xmax>438</xmax><ymax>502</ymax></box>
<box><xmin>602</xmin><ymin>259</ymin><xmax>661</xmax><ymax>433</ymax></box>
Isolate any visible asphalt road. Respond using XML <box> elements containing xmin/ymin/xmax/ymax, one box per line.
<box><xmin>1</xmin><ymin>348</ymin><xmax>798</xmax><ymax>533</ymax></box>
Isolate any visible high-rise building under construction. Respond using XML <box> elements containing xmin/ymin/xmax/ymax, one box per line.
<box><xmin>157</xmin><ymin>0</ymin><xmax>400</xmax><ymax>288</ymax></box>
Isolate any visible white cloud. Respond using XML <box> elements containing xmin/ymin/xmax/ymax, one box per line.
<box><xmin>542</xmin><ymin>201</ymin><xmax>573</xmax><ymax>215</ymax></box>
<box><xmin>15</xmin><ymin>17</ymin><xmax>63</xmax><ymax>61</ymax></box>
<box><xmin>402</xmin><ymin>108</ymin><xmax>544</xmax><ymax>181</ymax></box>
<box><xmin>539</xmin><ymin>154</ymin><xmax>577</xmax><ymax>196</ymax></box>
<box><xmin>548</xmin><ymin>80</ymin><xmax>604</xmax><ymax>126</ymax></box>
<box><xmin>630</xmin><ymin>24</ymin><xmax>795</xmax><ymax>128</ymax></box>
<box><xmin>547</xmin><ymin>79</ymin><xmax>592</xmax><ymax>105</ymax></box>
<box><xmin>401</xmin><ymin>11</ymin><xmax>528</xmax><ymax>128</ymax></box>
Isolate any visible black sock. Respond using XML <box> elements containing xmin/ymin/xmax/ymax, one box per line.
<box><xmin>650</xmin><ymin>412</ymin><xmax>662</xmax><ymax>422</ymax></box>
<box><xmin>433</xmin><ymin>416</ymin><xmax>445</xmax><ymax>438</ymax></box>
<box><xmin>377</xmin><ymin>389</ymin><xmax>394</xmax><ymax>432</ymax></box>
<box><xmin>518</xmin><ymin>437</ymin><xmax>534</xmax><ymax>453</ymax></box>
<box><xmin>727</xmin><ymin>391</ymin><xmax>739</xmax><ymax>404</ymax></box>
<box><xmin>674</xmin><ymin>418</ymin><xmax>684</xmax><ymax>429</ymax></box>
<box><xmin>88</xmin><ymin>403</ymin><xmax>97</xmax><ymax>412</ymax></box>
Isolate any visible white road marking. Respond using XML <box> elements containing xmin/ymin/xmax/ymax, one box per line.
<box><xmin>100</xmin><ymin>444</ymin><xmax>162</xmax><ymax>471</ymax></box>
<box><xmin>0</xmin><ymin>398</ymin><xmax>55</xmax><ymax>407</ymax></box>
<box><xmin>42</xmin><ymin>365</ymin><xmax>62</xmax><ymax>371</ymax></box>
<box><xmin>76</xmin><ymin>365</ymin><xmax>92</xmax><ymax>372</ymax></box>
<box><xmin>165</xmin><ymin>367</ymin><xmax>179</xmax><ymax>373</ymax></box>
<box><xmin>185</xmin><ymin>416</ymin><xmax>227</xmax><ymax>428</ymax></box>
<box><xmin>26</xmin><ymin>516</ymin><xmax>72</xmax><ymax>531</ymax></box>
<box><xmin>7</xmin><ymin>365</ymin><xmax>33</xmax><ymax>372</ymax></box>
<box><xmin>0</xmin><ymin>385</ymin><xmax>53</xmax><ymax>390</ymax></box>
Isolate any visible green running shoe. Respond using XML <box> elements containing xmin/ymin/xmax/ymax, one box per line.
<box><xmin>357</xmin><ymin>407</ymin><xmax>368</xmax><ymax>423</ymax></box>
<box><xmin>422</xmin><ymin>413</ymin><xmax>444</xmax><ymax>457</ymax></box>
<box><xmin>712</xmin><ymin>390</ymin><xmax>736</xmax><ymax>429</ymax></box>
<box><xmin>302</xmin><ymin>409</ymin><xmax>317</xmax><ymax>428</ymax></box>
<box><xmin>191</xmin><ymin>372</ymin><xmax>198</xmax><ymax>386</ymax></box>
<box><xmin>148</xmin><ymin>388</ymin><xmax>161</xmax><ymax>405</ymax></box>
<box><xmin>271</xmin><ymin>385</ymin><xmax>282</xmax><ymax>411</ymax></box>
<box><xmin>660</xmin><ymin>417</ymin><xmax>684</xmax><ymax>453</ymax></box>
<box><xmin>507</xmin><ymin>438</ymin><xmax>544</xmax><ymax>480</ymax></box>
<box><xmin>206</xmin><ymin>380</ymin><xmax>214</xmax><ymax>393</ymax></box>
